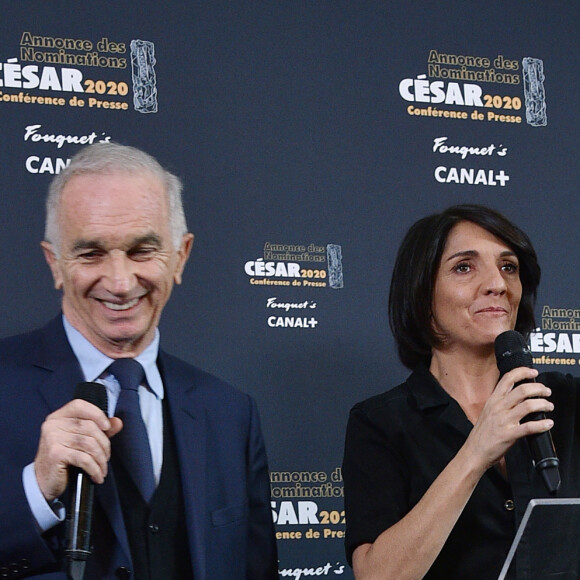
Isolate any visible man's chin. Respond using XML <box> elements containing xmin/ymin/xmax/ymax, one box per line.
<box><xmin>95</xmin><ymin>325</ymin><xmax>152</xmax><ymax>355</ymax></box>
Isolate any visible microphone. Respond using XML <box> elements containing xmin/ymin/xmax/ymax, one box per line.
<box><xmin>494</xmin><ymin>330</ymin><xmax>560</xmax><ymax>494</ymax></box>
<box><xmin>66</xmin><ymin>382</ymin><xmax>108</xmax><ymax>580</ymax></box>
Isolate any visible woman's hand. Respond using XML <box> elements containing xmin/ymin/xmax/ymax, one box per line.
<box><xmin>465</xmin><ymin>366</ymin><xmax>554</xmax><ymax>472</ymax></box>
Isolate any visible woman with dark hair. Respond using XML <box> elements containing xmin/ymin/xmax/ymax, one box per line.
<box><xmin>343</xmin><ymin>205</ymin><xmax>580</xmax><ymax>579</ymax></box>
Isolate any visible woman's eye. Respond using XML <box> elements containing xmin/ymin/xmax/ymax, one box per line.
<box><xmin>454</xmin><ymin>263</ymin><xmax>470</xmax><ymax>273</ymax></box>
<box><xmin>502</xmin><ymin>262</ymin><xmax>519</xmax><ymax>273</ymax></box>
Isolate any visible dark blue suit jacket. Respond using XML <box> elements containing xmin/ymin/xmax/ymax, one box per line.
<box><xmin>0</xmin><ymin>316</ymin><xmax>278</xmax><ymax>579</ymax></box>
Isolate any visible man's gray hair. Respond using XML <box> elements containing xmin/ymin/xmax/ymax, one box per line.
<box><xmin>45</xmin><ymin>142</ymin><xmax>188</xmax><ymax>254</ymax></box>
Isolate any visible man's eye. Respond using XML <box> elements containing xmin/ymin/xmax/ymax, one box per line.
<box><xmin>130</xmin><ymin>247</ymin><xmax>156</xmax><ymax>259</ymax></box>
<box><xmin>78</xmin><ymin>251</ymin><xmax>102</xmax><ymax>260</ymax></box>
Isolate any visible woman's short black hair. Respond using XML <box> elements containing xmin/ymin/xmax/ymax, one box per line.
<box><xmin>388</xmin><ymin>204</ymin><xmax>541</xmax><ymax>370</ymax></box>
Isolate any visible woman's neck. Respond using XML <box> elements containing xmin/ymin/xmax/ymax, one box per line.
<box><xmin>429</xmin><ymin>347</ymin><xmax>500</xmax><ymax>423</ymax></box>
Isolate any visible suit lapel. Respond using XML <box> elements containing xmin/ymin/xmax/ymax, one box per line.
<box><xmin>32</xmin><ymin>316</ymin><xmax>133</xmax><ymax>564</ymax></box>
<box><xmin>32</xmin><ymin>316</ymin><xmax>84</xmax><ymax>412</ymax></box>
<box><xmin>94</xmin><ymin>470</ymin><xmax>132</xmax><ymax>562</ymax></box>
<box><xmin>159</xmin><ymin>352</ymin><xmax>208</xmax><ymax>580</ymax></box>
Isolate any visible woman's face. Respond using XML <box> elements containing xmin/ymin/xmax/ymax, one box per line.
<box><xmin>431</xmin><ymin>221</ymin><xmax>522</xmax><ymax>353</ymax></box>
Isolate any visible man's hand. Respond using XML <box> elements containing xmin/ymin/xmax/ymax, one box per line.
<box><xmin>34</xmin><ymin>400</ymin><xmax>123</xmax><ymax>501</ymax></box>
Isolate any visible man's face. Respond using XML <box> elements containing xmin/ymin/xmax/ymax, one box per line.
<box><xmin>42</xmin><ymin>171</ymin><xmax>193</xmax><ymax>357</ymax></box>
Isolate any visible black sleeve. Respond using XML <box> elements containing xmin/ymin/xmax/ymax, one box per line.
<box><xmin>342</xmin><ymin>404</ymin><xmax>409</xmax><ymax>566</ymax></box>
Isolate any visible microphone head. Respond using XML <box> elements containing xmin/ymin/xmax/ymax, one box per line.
<box><xmin>494</xmin><ymin>330</ymin><xmax>533</xmax><ymax>378</ymax></box>
<box><xmin>73</xmin><ymin>382</ymin><xmax>108</xmax><ymax>414</ymax></box>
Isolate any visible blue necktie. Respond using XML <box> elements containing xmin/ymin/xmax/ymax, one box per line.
<box><xmin>109</xmin><ymin>358</ymin><xmax>156</xmax><ymax>502</ymax></box>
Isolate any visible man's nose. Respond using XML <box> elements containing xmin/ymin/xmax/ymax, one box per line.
<box><xmin>105</xmin><ymin>251</ymin><xmax>135</xmax><ymax>294</ymax></box>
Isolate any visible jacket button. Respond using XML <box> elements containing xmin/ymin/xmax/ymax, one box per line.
<box><xmin>115</xmin><ymin>566</ymin><xmax>132</xmax><ymax>579</ymax></box>
<box><xmin>504</xmin><ymin>499</ymin><xmax>515</xmax><ymax>511</ymax></box>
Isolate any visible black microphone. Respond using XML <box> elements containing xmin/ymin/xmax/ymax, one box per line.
<box><xmin>66</xmin><ymin>382</ymin><xmax>108</xmax><ymax>580</ymax></box>
<box><xmin>494</xmin><ymin>330</ymin><xmax>560</xmax><ymax>494</ymax></box>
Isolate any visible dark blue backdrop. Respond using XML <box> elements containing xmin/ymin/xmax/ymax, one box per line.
<box><xmin>1</xmin><ymin>2</ymin><xmax>579</xmax><ymax>576</ymax></box>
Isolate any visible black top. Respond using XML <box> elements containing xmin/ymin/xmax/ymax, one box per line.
<box><xmin>342</xmin><ymin>365</ymin><xmax>580</xmax><ymax>579</ymax></box>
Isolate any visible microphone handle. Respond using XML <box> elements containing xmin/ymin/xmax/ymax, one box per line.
<box><xmin>66</xmin><ymin>382</ymin><xmax>108</xmax><ymax>580</ymax></box>
<box><xmin>66</xmin><ymin>468</ymin><xmax>95</xmax><ymax>560</ymax></box>
<box><xmin>516</xmin><ymin>380</ymin><xmax>560</xmax><ymax>494</ymax></box>
<box><xmin>495</xmin><ymin>331</ymin><xmax>561</xmax><ymax>494</ymax></box>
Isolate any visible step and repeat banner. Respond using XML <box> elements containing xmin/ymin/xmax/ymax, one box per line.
<box><xmin>1</xmin><ymin>2</ymin><xmax>579</xmax><ymax>577</ymax></box>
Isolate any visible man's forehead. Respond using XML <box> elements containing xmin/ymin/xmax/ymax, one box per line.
<box><xmin>61</xmin><ymin>171</ymin><xmax>167</xmax><ymax>208</ymax></box>
<box><xmin>57</xmin><ymin>172</ymin><xmax>171</xmax><ymax>241</ymax></box>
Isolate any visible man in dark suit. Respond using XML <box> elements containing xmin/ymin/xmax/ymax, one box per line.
<box><xmin>0</xmin><ymin>143</ymin><xmax>278</xmax><ymax>579</ymax></box>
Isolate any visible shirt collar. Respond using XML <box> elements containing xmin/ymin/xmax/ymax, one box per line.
<box><xmin>62</xmin><ymin>314</ymin><xmax>164</xmax><ymax>399</ymax></box>
<box><xmin>407</xmin><ymin>364</ymin><xmax>453</xmax><ymax>411</ymax></box>
<box><xmin>407</xmin><ymin>364</ymin><xmax>472</xmax><ymax>436</ymax></box>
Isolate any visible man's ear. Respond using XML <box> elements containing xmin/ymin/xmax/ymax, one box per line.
<box><xmin>40</xmin><ymin>241</ymin><xmax>63</xmax><ymax>290</ymax></box>
<box><xmin>173</xmin><ymin>233</ymin><xmax>194</xmax><ymax>285</ymax></box>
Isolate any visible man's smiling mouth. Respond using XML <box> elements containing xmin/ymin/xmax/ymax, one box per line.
<box><xmin>101</xmin><ymin>297</ymin><xmax>140</xmax><ymax>311</ymax></box>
